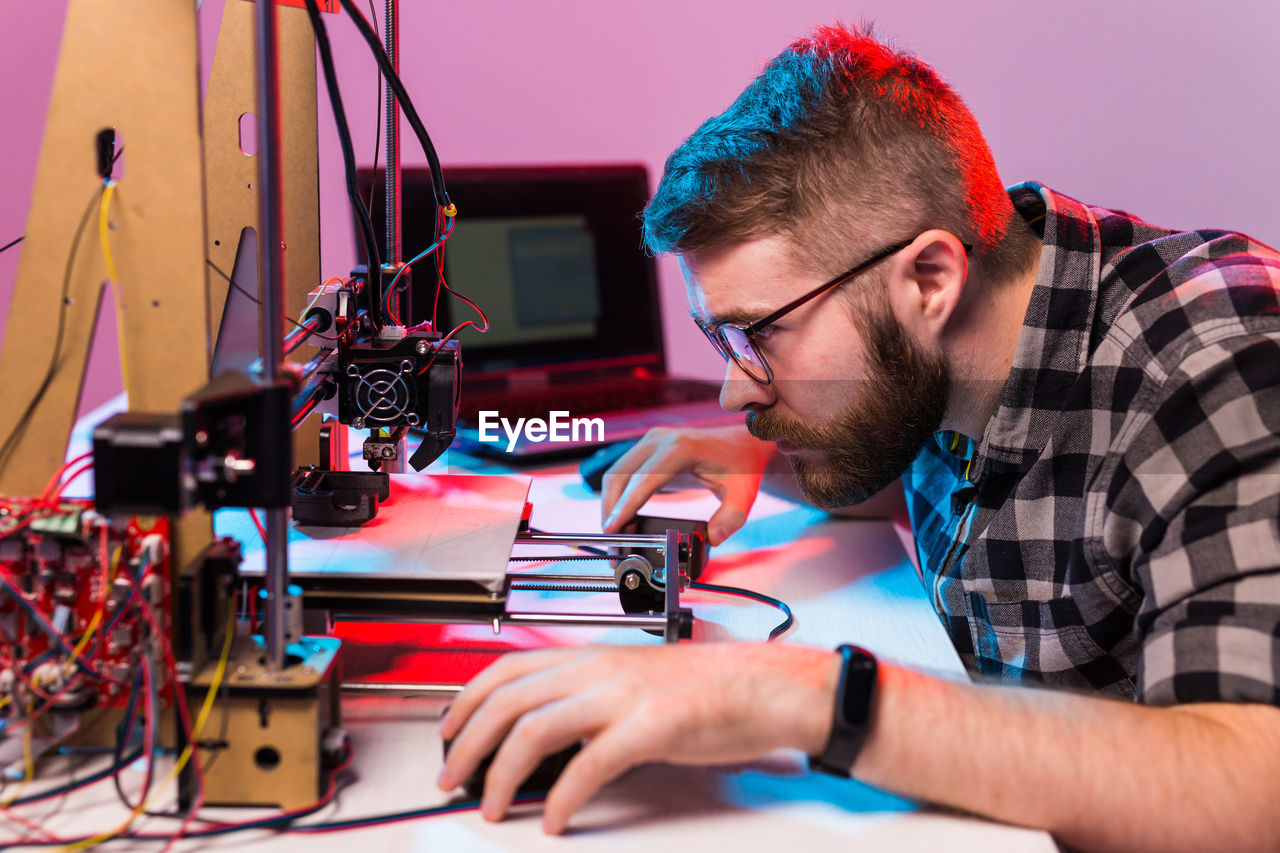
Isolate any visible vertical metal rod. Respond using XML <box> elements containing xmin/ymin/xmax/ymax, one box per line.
<box><xmin>663</xmin><ymin>529</ymin><xmax>680</xmax><ymax>644</ymax></box>
<box><xmin>383</xmin><ymin>0</ymin><xmax>401</xmax><ymax>268</ymax></box>
<box><xmin>254</xmin><ymin>0</ymin><xmax>289</xmax><ymax>671</ymax></box>
<box><xmin>381</xmin><ymin>0</ymin><xmax>407</xmax><ymax>474</ymax></box>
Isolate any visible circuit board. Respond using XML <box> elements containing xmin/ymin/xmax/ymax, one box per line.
<box><xmin>0</xmin><ymin>496</ymin><xmax>172</xmax><ymax>714</ymax></box>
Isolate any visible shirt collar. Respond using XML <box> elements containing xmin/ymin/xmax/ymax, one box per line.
<box><xmin>976</xmin><ymin>182</ymin><xmax>1103</xmax><ymax>471</ymax></box>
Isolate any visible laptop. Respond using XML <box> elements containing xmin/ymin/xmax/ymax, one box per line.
<box><xmin>358</xmin><ymin>164</ymin><xmax>739</xmax><ymax>458</ymax></box>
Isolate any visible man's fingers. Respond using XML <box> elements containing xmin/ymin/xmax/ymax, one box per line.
<box><xmin>440</xmin><ymin>661</ymin><xmax>590</xmax><ymax>792</ymax></box>
<box><xmin>541</xmin><ymin>718</ymin><xmax>653</xmax><ymax>835</ymax></box>
<box><xmin>705</xmin><ymin>473</ymin><xmax>762</xmax><ymax>545</ymax></box>
<box><xmin>599</xmin><ymin>437</ymin><xmax>661</xmax><ymax>525</ymax></box>
<box><xmin>602</xmin><ymin>453</ymin><xmax>681</xmax><ymax>533</ymax></box>
<box><xmin>477</xmin><ymin>688</ymin><xmax>616</xmax><ymax>821</ymax></box>
<box><xmin>440</xmin><ymin>648</ymin><xmax>585</xmax><ymax>742</ymax></box>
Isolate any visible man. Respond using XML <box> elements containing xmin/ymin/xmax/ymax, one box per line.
<box><xmin>438</xmin><ymin>24</ymin><xmax>1280</xmax><ymax>850</ymax></box>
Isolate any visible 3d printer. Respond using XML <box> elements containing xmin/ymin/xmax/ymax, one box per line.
<box><xmin>0</xmin><ymin>0</ymin><xmax>702</xmax><ymax>820</ymax></box>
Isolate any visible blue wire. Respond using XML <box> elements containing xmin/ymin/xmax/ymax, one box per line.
<box><xmin>383</xmin><ymin>216</ymin><xmax>454</xmax><ymax>322</ymax></box>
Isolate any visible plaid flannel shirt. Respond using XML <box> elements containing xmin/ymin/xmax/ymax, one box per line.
<box><xmin>903</xmin><ymin>182</ymin><xmax>1280</xmax><ymax>705</ymax></box>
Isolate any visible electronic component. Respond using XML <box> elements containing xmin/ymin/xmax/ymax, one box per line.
<box><xmin>0</xmin><ymin>498</ymin><xmax>173</xmax><ymax>720</ymax></box>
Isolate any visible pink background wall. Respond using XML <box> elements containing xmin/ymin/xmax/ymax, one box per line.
<box><xmin>2</xmin><ymin>0</ymin><xmax>1278</xmax><ymax>418</ymax></box>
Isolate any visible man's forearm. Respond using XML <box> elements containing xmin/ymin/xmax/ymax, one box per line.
<box><xmin>851</xmin><ymin>663</ymin><xmax>1280</xmax><ymax>852</ymax></box>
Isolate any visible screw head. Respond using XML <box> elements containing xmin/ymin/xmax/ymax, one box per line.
<box><xmin>415</xmin><ymin>339</ymin><xmax>430</xmax><ymax>355</ymax></box>
<box><xmin>352</xmin><ymin>417</ymin><xmax>365</xmax><ymax>430</ymax></box>
<box><xmin>623</xmin><ymin>571</ymin><xmax>642</xmax><ymax>590</ymax></box>
<box><xmin>380</xmin><ymin>445</ymin><xmax>394</xmax><ymax>458</ymax></box>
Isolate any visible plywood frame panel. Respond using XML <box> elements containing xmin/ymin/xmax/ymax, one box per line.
<box><xmin>204</xmin><ymin>0</ymin><xmax>324</xmax><ymax>467</ymax></box>
<box><xmin>0</xmin><ymin>0</ymin><xmax>210</xmax><ymax>496</ymax></box>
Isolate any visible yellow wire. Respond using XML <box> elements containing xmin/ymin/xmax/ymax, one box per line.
<box><xmin>296</xmin><ymin>275</ymin><xmax>344</xmax><ymax>324</ymax></box>
<box><xmin>63</xmin><ymin>545</ymin><xmax>122</xmax><ymax>678</ymax></box>
<box><xmin>0</xmin><ymin>537</ymin><xmax>119</xmax><ymax>754</ymax></box>
<box><xmin>0</xmin><ymin>546</ymin><xmax>119</xmax><ymax>806</ymax></box>
<box><xmin>59</xmin><ymin>608</ymin><xmax>236</xmax><ymax>852</ymax></box>
<box><xmin>97</xmin><ymin>181</ymin><xmax>130</xmax><ymax>393</ymax></box>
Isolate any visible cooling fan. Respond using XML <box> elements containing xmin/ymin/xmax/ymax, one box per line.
<box><xmin>345</xmin><ymin>357</ymin><xmax>419</xmax><ymax>428</ymax></box>
<box><xmin>335</xmin><ymin>335</ymin><xmax>461</xmax><ymax>470</ymax></box>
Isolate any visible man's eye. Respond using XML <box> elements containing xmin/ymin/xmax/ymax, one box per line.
<box><xmin>754</xmin><ymin>325</ymin><xmax>777</xmax><ymax>340</ymax></box>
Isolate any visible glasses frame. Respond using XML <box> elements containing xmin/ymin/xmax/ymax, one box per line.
<box><xmin>696</xmin><ymin>237</ymin><xmax>971</xmax><ymax>385</ymax></box>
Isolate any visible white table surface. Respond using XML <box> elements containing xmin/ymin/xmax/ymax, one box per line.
<box><xmin>24</xmin><ymin>403</ymin><xmax>1057</xmax><ymax>850</ymax></box>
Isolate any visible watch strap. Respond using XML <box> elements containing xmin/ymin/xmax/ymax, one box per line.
<box><xmin>809</xmin><ymin>643</ymin><xmax>878</xmax><ymax>777</ymax></box>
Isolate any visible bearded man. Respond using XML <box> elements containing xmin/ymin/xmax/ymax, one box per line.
<box><xmin>438</xmin><ymin>24</ymin><xmax>1280</xmax><ymax>851</ymax></box>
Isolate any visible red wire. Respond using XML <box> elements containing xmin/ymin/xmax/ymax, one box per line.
<box><xmin>132</xmin><ymin>585</ymin><xmax>207</xmax><ymax>845</ymax></box>
<box><xmin>39</xmin><ymin>451</ymin><xmax>92</xmax><ymax>504</ymax></box>
<box><xmin>2</xmin><ymin>807</ymin><xmax>58</xmax><ymax>841</ymax></box>
<box><xmin>249</xmin><ymin>509</ymin><xmax>268</xmax><ymax>547</ymax></box>
<box><xmin>430</xmin><ymin>209</ymin><xmax>447</xmax><ymax>330</ymax></box>
<box><xmin>389</xmin><ymin>209</ymin><xmax>454</xmax><ymax>328</ymax></box>
<box><xmin>414</xmin><ymin>317</ymin><xmax>484</xmax><ymax>376</ymax></box>
<box><xmin>50</xmin><ymin>461</ymin><xmax>93</xmax><ymax>503</ymax></box>
<box><xmin>14</xmin><ymin>743</ymin><xmax>354</xmax><ymax>845</ymax></box>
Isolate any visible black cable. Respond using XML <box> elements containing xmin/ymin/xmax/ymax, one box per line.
<box><xmin>302</xmin><ymin>0</ymin><xmax>382</xmax><ymax>279</ymax></box>
<box><xmin>690</xmin><ymin>580</ymin><xmax>794</xmax><ymax>640</ymax></box>
<box><xmin>110</xmin><ymin>659</ymin><xmax>145</xmax><ymax>811</ymax></box>
<box><xmin>365</xmin><ymin>0</ymin><xmax>381</xmax><ymax>217</ymax></box>
<box><xmin>0</xmin><ymin>185</ymin><xmax>103</xmax><ymax>478</ymax></box>
<box><xmin>0</xmin><ymin>234</ymin><xmax>23</xmax><ymax>255</ymax></box>
<box><xmin>109</xmin><ymin>655</ymin><xmax>164</xmax><ymax>818</ymax></box>
<box><xmin>207</xmin><ymin>258</ymin><xmax>258</xmax><ymax>304</ymax></box>
<box><xmin>337</xmin><ymin>0</ymin><xmax>451</xmax><ymax>231</ymax></box>
<box><xmin>9</xmin><ymin>784</ymin><xmax>546</xmax><ymax>845</ymax></box>
<box><xmin>3</xmin><ymin>747</ymin><xmax>143</xmax><ymax>809</ymax></box>
<box><xmin>206</xmin><ymin>260</ymin><xmax>340</xmax><ymax>340</ymax></box>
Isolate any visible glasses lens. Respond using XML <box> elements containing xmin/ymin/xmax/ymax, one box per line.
<box><xmin>719</xmin><ymin>325</ymin><xmax>769</xmax><ymax>382</ymax></box>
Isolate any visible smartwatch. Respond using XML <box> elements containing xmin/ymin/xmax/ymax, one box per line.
<box><xmin>809</xmin><ymin>644</ymin><xmax>878</xmax><ymax>777</ymax></box>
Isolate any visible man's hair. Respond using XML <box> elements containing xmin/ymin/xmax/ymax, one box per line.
<box><xmin>642</xmin><ymin>23</ymin><xmax>1037</xmax><ymax>284</ymax></box>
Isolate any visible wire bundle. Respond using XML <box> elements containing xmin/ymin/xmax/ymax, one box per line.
<box><xmin>0</xmin><ymin>481</ymin><xmax>186</xmax><ymax>836</ymax></box>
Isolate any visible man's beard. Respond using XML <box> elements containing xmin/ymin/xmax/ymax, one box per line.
<box><xmin>747</xmin><ymin>315</ymin><xmax>950</xmax><ymax>508</ymax></box>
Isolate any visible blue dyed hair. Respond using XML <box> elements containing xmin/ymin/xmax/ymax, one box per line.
<box><xmin>642</xmin><ymin>24</ymin><xmax>1018</xmax><ymax>279</ymax></box>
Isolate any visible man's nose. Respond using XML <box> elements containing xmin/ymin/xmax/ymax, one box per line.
<box><xmin>719</xmin><ymin>358</ymin><xmax>773</xmax><ymax>413</ymax></box>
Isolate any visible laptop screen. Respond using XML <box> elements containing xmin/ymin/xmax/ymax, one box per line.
<box><xmin>358</xmin><ymin>164</ymin><xmax>663</xmax><ymax>380</ymax></box>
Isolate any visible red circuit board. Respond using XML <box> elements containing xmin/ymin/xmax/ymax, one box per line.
<box><xmin>0</xmin><ymin>497</ymin><xmax>172</xmax><ymax>712</ymax></box>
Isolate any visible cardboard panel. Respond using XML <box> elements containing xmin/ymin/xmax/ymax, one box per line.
<box><xmin>0</xmin><ymin>0</ymin><xmax>209</xmax><ymax>496</ymax></box>
<box><xmin>204</xmin><ymin>0</ymin><xmax>323</xmax><ymax>466</ymax></box>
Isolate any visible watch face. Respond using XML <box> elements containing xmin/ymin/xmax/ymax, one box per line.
<box><xmin>840</xmin><ymin>651</ymin><xmax>877</xmax><ymax>728</ymax></box>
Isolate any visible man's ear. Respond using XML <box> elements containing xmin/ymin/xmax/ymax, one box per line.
<box><xmin>884</xmin><ymin>229</ymin><xmax>968</xmax><ymax>344</ymax></box>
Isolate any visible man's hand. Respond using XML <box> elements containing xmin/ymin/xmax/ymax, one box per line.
<box><xmin>601</xmin><ymin>423</ymin><xmax>776</xmax><ymax>545</ymax></box>
<box><xmin>437</xmin><ymin>644</ymin><xmax>838</xmax><ymax>834</ymax></box>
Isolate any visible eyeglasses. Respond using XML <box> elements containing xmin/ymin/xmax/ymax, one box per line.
<box><xmin>696</xmin><ymin>239</ymin><xmax>943</xmax><ymax>385</ymax></box>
